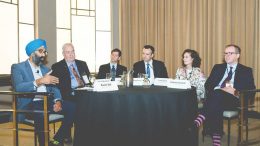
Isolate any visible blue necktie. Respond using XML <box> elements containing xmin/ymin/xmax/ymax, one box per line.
<box><xmin>111</xmin><ymin>65</ymin><xmax>116</xmax><ymax>81</ymax></box>
<box><xmin>146</xmin><ymin>63</ymin><xmax>150</xmax><ymax>78</ymax></box>
<box><xmin>220</xmin><ymin>67</ymin><xmax>233</xmax><ymax>88</ymax></box>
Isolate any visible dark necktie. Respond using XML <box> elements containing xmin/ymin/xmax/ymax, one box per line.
<box><xmin>111</xmin><ymin>65</ymin><xmax>116</xmax><ymax>81</ymax></box>
<box><xmin>70</xmin><ymin>64</ymin><xmax>84</xmax><ymax>87</ymax></box>
<box><xmin>146</xmin><ymin>63</ymin><xmax>150</xmax><ymax>78</ymax></box>
<box><xmin>220</xmin><ymin>66</ymin><xmax>233</xmax><ymax>88</ymax></box>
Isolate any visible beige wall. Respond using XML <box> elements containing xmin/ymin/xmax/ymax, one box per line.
<box><xmin>38</xmin><ymin>0</ymin><xmax>57</xmax><ymax>68</ymax></box>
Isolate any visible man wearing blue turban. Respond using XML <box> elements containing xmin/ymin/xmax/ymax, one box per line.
<box><xmin>11</xmin><ymin>39</ymin><xmax>76</xmax><ymax>146</ymax></box>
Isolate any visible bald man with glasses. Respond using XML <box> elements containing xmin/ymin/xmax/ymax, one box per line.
<box><xmin>191</xmin><ymin>44</ymin><xmax>256</xmax><ymax>146</ymax></box>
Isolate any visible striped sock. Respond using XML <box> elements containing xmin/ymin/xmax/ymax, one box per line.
<box><xmin>212</xmin><ymin>133</ymin><xmax>221</xmax><ymax>146</ymax></box>
<box><xmin>194</xmin><ymin>114</ymin><xmax>205</xmax><ymax>127</ymax></box>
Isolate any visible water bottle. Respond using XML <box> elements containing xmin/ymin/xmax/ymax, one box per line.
<box><xmin>126</xmin><ymin>69</ymin><xmax>134</xmax><ymax>88</ymax></box>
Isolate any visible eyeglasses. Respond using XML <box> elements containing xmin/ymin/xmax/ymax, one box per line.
<box><xmin>224</xmin><ymin>52</ymin><xmax>238</xmax><ymax>55</ymax></box>
<box><xmin>37</xmin><ymin>49</ymin><xmax>48</xmax><ymax>55</ymax></box>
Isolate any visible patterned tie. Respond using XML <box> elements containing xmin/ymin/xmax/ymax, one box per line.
<box><xmin>70</xmin><ymin>64</ymin><xmax>84</xmax><ymax>87</ymax></box>
<box><xmin>111</xmin><ymin>65</ymin><xmax>116</xmax><ymax>81</ymax></box>
<box><xmin>220</xmin><ymin>66</ymin><xmax>233</xmax><ymax>88</ymax></box>
<box><xmin>146</xmin><ymin>63</ymin><xmax>150</xmax><ymax>78</ymax></box>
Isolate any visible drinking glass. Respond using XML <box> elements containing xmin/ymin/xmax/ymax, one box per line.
<box><xmin>137</xmin><ymin>73</ymin><xmax>143</xmax><ymax>78</ymax></box>
<box><xmin>89</xmin><ymin>74</ymin><xmax>96</xmax><ymax>85</ymax></box>
<box><xmin>143</xmin><ymin>74</ymin><xmax>150</xmax><ymax>88</ymax></box>
<box><xmin>106</xmin><ymin>73</ymin><xmax>112</xmax><ymax>80</ymax></box>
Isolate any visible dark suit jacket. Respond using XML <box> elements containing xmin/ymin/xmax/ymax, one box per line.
<box><xmin>133</xmin><ymin>59</ymin><xmax>168</xmax><ymax>78</ymax></box>
<box><xmin>51</xmin><ymin>59</ymin><xmax>90</xmax><ymax>100</ymax></box>
<box><xmin>205</xmin><ymin>63</ymin><xmax>256</xmax><ymax>99</ymax></box>
<box><xmin>97</xmin><ymin>63</ymin><xmax>127</xmax><ymax>79</ymax></box>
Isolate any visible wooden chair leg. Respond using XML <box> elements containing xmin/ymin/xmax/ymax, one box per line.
<box><xmin>53</xmin><ymin>123</ymin><xmax>56</xmax><ymax>134</ymax></box>
<box><xmin>227</xmin><ymin>119</ymin><xmax>231</xmax><ymax>146</ymax></box>
<box><xmin>34</xmin><ymin>131</ymin><xmax>38</xmax><ymax>146</ymax></box>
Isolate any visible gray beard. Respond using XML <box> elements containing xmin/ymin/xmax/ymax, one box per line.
<box><xmin>32</xmin><ymin>54</ymin><xmax>44</xmax><ymax>66</ymax></box>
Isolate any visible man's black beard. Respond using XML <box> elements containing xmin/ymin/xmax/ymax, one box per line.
<box><xmin>32</xmin><ymin>54</ymin><xmax>45</xmax><ymax>66</ymax></box>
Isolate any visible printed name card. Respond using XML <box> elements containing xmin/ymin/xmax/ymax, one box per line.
<box><xmin>82</xmin><ymin>75</ymin><xmax>90</xmax><ymax>84</ymax></box>
<box><xmin>93</xmin><ymin>79</ymin><xmax>119</xmax><ymax>92</ymax></box>
<box><xmin>167</xmin><ymin>79</ymin><xmax>191</xmax><ymax>89</ymax></box>
<box><xmin>154</xmin><ymin>78</ymin><xmax>169</xmax><ymax>86</ymax></box>
<box><xmin>133</xmin><ymin>78</ymin><xmax>144</xmax><ymax>86</ymax></box>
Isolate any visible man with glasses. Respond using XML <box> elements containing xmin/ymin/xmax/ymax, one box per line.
<box><xmin>192</xmin><ymin>44</ymin><xmax>255</xmax><ymax>146</ymax></box>
<box><xmin>11</xmin><ymin>39</ymin><xmax>76</xmax><ymax>146</ymax></box>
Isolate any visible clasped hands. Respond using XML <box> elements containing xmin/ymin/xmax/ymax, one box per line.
<box><xmin>221</xmin><ymin>85</ymin><xmax>239</xmax><ymax>96</ymax></box>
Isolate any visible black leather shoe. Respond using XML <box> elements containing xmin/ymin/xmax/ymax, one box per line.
<box><xmin>63</xmin><ymin>137</ymin><xmax>73</xmax><ymax>144</ymax></box>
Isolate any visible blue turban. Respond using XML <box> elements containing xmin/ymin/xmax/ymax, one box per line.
<box><xmin>25</xmin><ymin>39</ymin><xmax>47</xmax><ymax>56</ymax></box>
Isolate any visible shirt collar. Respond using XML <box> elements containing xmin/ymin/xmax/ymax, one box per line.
<box><xmin>227</xmin><ymin>63</ymin><xmax>238</xmax><ymax>71</ymax></box>
<box><xmin>144</xmin><ymin>59</ymin><xmax>153</xmax><ymax>67</ymax></box>
<box><xmin>66</xmin><ymin>61</ymin><xmax>76</xmax><ymax>67</ymax></box>
<box><xmin>110</xmin><ymin>63</ymin><xmax>117</xmax><ymax>69</ymax></box>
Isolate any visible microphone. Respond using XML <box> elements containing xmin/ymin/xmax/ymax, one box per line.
<box><xmin>36</xmin><ymin>70</ymin><xmax>39</xmax><ymax>73</ymax></box>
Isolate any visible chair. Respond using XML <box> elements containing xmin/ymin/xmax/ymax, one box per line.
<box><xmin>223</xmin><ymin>110</ymin><xmax>239</xmax><ymax>146</ymax></box>
<box><xmin>201</xmin><ymin>110</ymin><xmax>238</xmax><ymax>146</ymax></box>
<box><xmin>0</xmin><ymin>74</ymin><xmax>64</xmax><ymax>146</ymax></box>
<box><xmin>22</xmin><ymin>114</ymin><xmax>64</xmax><ymax>146</ymax></box>
<box><xmin>0</xmin><ymin>91</ymin><xmax>64</xmax><ymax>146</ymax></box>
<box><xmin>200</xmin><ymin>92</ymin><xmax>239</xmax><ymax>146</ymax></box>
<box><xmin>238</xmin><ymin>89</ymin><xmax>260</xmax><ymax>145</ymax></box>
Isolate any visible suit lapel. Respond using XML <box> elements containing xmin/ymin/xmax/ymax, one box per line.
<box><xmin>233</xmin><ymin>63</ymin><xmax>241</xmax><ymax>88</ymax></box>
<box><xmin>75</xmin><ymin>60</ymin><xmax>81</xmax><ymax>76</ymax></box>
<box><xmin>25</xmin><ymin>60</ymin><xmax>35</xmax><ymax>81</ymax></box>
<box><xmin>152</xmin><ymin>60</ymin><xmax>157</xmax><ymax>77</ymax></box>
<box><xmin>142</xmin><ymin>62</ymin><xmax>146</xmax><ymax>73</ymax></box>
<box><xmin>106</xmin><ymin>63</ymin><xmax>111</xmax><ymax>73</ymax></box>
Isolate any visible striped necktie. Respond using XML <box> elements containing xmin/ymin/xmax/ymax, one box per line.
<box><xmin>220</xmin><ymin>66</ymin><xmax>233</xmax><ymax>88</ymax></box>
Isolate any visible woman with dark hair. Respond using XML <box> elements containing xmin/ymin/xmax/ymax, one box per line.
<box><xmin>175</xmin><ymin>49</ymin><xmax>206</xmax><ymax>100</ymax></box>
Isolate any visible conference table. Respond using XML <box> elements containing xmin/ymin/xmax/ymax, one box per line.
<box><xmin>73</xmin><ymin>86</ymin><xmax>198</xmax><ymax>146</ymax></box>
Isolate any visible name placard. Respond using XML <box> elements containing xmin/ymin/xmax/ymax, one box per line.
<box><xmin>154</xmin><ymin>78</ymin><xmax>169</xmax><ymax>86</ymax></box>
<box><xmin>82</xmin><ymin>75</ymin><xmax>90</xmax><ymax>84</ymax></box>
<box><xmin>93</xmin><ymin>79</ymin><xmax>118</xmax><ymax>92</ymax></box>
<box><xmin>167</xmin><ymin>79</ymin><xmax>191</xmax><ymax>89</ymax></box>
<box><xmin>133</xmin><ymin>78</ymin><xmax>144</xmax><ymax>86</ymax></box>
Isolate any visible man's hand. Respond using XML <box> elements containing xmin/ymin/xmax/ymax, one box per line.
<box><xmin>36</xmin><ymin>75</ymin><xmax>59</xmax><ymax>86</ymax></box>
<box><xmin>221</xmin><ymin>86</ymin><xmax>236</xmax><ymax>95</ymax></box>
<box><xmin>53</xmin><ymin>101</ymin><xmax>62</xmax><ymax>112</ymax></box>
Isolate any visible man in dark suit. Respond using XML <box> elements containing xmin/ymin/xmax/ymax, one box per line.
<box><xmin>133</xmin><ymin>45</ymin><xmax>168</xmax><ymax>79</ymax></box>
<box><xmin>193</xmin><ymin>44</ymin><xmax>255</xmax><ymax>146</ymax></box>
<box><xmin>97</xmin><ymin>48</ymin><xmax>127</xmax><ymax>80</ymax></box>
<box><xmin>51</xmin><ymin>43</ymin><xmax>90</xmax><ymax>102</ymax></box>
<box><xmin>12</xmin><ymin>39</ymin><xmax>76</xmax><ymax>146</ymax></box>
<box><xmin>51</xmin><ymin>43</ymin><xmax>90</xmax><ymax>143</ymax></box>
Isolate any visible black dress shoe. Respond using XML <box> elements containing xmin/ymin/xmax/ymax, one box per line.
<box><xmin>63</xmin><ymin>137</ymin><xmax>73</xmax><ymax>144</ymax></box>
